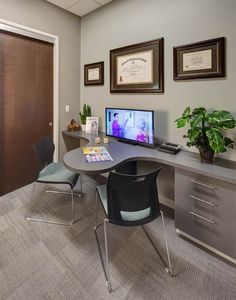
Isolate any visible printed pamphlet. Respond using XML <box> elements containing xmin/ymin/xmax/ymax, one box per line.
<box><xmin>82</xmin><ymin>146</ymin><xmax>113</xmax><ymax>163</ymax></box>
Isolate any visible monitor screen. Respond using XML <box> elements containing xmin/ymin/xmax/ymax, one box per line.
<box><xmin>105</xmin><ymin>108</ymin><xmax>154</xmax><ymax>146</ymax></box>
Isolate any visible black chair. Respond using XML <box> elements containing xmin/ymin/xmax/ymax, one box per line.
<box><xmin>25</xmin><ymin>136</ymin><xmax>82</xmax><ymax>226</ymax></box>
<box><xmin>94</xmin><ymin>165</ymin><xmax>172</xmax><ymax>292</ymax></box>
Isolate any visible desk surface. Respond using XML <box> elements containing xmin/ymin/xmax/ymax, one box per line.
<box><xmin>63</xmin><ymin>131</ymin><xmax>236</xmax><ymax>184</ymax></box>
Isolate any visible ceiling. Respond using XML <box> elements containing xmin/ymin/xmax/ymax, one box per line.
<box><xmin>46</xmin><ymin>0</ymin><xmax>113</xmax><ymax>17</ymax></box>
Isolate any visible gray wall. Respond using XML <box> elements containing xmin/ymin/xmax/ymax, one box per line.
<box><xmin>81</xmin><ymin>0</ymin><xmax>236</xmax><ymax>161</ymax></box>
<box><xmin>0</xmin><ymin>0</ymin><xmax>81</xmax><ymax>159</ymax></box>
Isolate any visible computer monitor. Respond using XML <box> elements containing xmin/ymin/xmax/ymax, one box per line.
<box><xmin>105</xmin><ymin>108</ymin><xmax>154</xmax><ymax>146</ymax></box>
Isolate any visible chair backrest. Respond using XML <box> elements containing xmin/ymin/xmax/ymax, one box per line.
<box><xmin>106</xmin><ymin>166</ymin><xmax>162</xmax><ymax>226</ymax></box>
<box><xmin>32</xmin><ymin>136</ymin><xmax>55</xmax><ymax>173</ymax></box>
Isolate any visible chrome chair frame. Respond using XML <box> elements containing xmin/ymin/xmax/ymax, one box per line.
<box><xmin>25</xmin><ymin>175</ymin><xmax>83</xmax><ymax>226</ymax></box>
<box><xmin>94</xmin><ymin>190</ymin><xmax>172</xmax><ymax>292</ymax></box>
<box><xmin>25</xmin><ymin>136</ymin><xmax>83</xmax><ymax>226</ymax></box>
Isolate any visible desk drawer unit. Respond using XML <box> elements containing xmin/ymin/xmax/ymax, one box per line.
<box><xmin>175</xmin><ymin>168</ymin><xmax>236</xmax><ymax>262</ymax></box>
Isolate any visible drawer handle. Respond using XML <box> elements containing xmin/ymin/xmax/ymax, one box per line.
<box><xmin>190</xmin><ymin>179</ymin><xmax>216</xmax><ymax>190</ymax></box>
<box><xmin>190</xmin><ymin>195</ymin><xmax>216</xmax><ymax>207</ymax></box>
<box><xmin>189</xmin><ymin>211</ymin><xmax>216</xmax><ymax>224</ymax></box>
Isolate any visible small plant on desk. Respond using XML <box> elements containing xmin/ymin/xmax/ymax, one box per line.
<box><xmin>175</xmin><ymin>106</ymin><xmax>236</xmax><ymax>163</ymax></box>
<box><xmin>79</xmin><ymin>104</ymin><xmax>91</xmax><ymax>131</ymax></box>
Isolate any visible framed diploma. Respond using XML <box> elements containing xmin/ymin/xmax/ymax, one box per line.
<box><xmin>110</xmin><ymin>38</ymin><xmax>164</xmax><ymax>93</ymax></box>
<box><xmin>173</xmin><ymin>37</ymin><xmax>225</xmax><ymax>80</ymax></box>
<box><xmin>84</xmin><ymin>61</ymin><xmax>104</xmax><ymax>86</ymax></box>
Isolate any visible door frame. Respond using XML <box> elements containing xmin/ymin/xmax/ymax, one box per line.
<box><xmin>0</xmin><ymin>18</ymin><xmax>59</xmax><ymax>161</ymax></box>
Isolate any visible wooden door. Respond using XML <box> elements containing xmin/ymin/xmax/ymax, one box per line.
<box><xmin>0</xmin><ymin>31</ymin><xmax>53</xmax><ymax>196</ymax></box>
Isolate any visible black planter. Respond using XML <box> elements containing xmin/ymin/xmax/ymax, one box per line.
<box><xmin>199</xmin><ymin>147</ymin><xmax>215</xmax><ymax>163</ymax></box>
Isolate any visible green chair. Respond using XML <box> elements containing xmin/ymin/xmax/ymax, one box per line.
<box><xmin>25</xmin><ymin>136</ymin><xmax>82</xmax><ymax>226</ymax></box>
<box><xmin>94</xmin><ymin>165</ymin><xmax>172</xmax><ymax>292</ymax></box>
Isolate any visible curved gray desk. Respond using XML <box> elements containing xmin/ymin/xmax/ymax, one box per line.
<box><xmin>63</xmin><ymin>130</ymin><xmax>236</xmax><ymax>184</ymax></box>
<box><xmin>63</xmin><ymin>130</ymin><xmax>236</xmax><ymax>264</ymax></box>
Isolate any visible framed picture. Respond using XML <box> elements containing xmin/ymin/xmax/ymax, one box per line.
<box><xmin>84</xmin><ymin>61</ymin><xmax>104</xmax><ymax>86</ymax></box>
<box><xmin>110</xmin><ymin>38</ymin><xmax>164</xmax><ymax>93</ymax></box>
<box><xmin>86</xmin><ymin>117</ymin><xmax>99</xmax><ymax>134</ymax></box>
<box><xmin>173</xmin><ymin>37</ymin><xmax>225</xmax><ymax>80</ymax></box>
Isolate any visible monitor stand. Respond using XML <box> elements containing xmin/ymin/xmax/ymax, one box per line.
<box><xmin>118</xmin><ymin>139</ymin><xmax>156</xmax><ymax>149</ymax></box>
<box><xmin>118</xmin><ymin>139</ymin><xmax>138</xmax><ymax>146</ymax></box>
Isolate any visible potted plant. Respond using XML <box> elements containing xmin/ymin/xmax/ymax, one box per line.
<box><xmin>79</xmin><ymin>104</ymin><xmax>91</xmax><ymax>131</ymax></box>
<box><xmin>175</xmin><ymin>107</ymin><xmax>236</xmax><ymax>163</ymax></box>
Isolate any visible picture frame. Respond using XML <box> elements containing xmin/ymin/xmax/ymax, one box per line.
<box><xmin>110</xmin><ymin>38</ymin><xmax>164</xmax><ymax>93</ymax></box>
<box><xmin>173</xmin><ymin>37</ymin><xmax>225</xmax><ymax>80</ymax></box>
<box><xmin>85</xmin><ymin>117</ymin><xmax>99</xmax><ymax>134</ymax></box>
<box><xmin>84</xmin><ymin>61</ymin><xmax>104</xmax><ymax>86</ymax></box>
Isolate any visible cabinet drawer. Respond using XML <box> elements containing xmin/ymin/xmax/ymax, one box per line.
<box><xmin>175</xmin><ymin>168</ymin><xmax>236</xmax><ymax>259</ymax></box>
<box><xmin>175</xmin><ymin>197</ymin><xmax>236</xmax><ymax>259</ymax></box>
<box><xmin>175</xmin><ymin>168</ymin><xmax>236</xmax><ymax>220</ymax></box>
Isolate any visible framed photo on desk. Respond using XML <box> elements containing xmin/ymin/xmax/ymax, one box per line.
<box><xmin>86</xmin><ymin>117</ymin><xmax>99</xmax><ymax>134</ymax></box>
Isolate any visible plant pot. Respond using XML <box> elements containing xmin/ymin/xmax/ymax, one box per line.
<box><xmin>199</xmin><ymin>147</ymin><xmax>214</xmax><ymax>163</ymax></box>
<box><xmin>81</xmin><ymin>124</ymin><xmax>86</xmax><ymax>132</ymax></box>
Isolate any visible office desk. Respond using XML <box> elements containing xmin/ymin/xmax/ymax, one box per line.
<box><xmin>63</xmin><ymin>130</ymin><xmax>236</xmax><ymax>264</ymax></box>
<box><xmin>63</xmin><ymin>131</ymin><xmax>236</xmax><ymax>183</ymax></box>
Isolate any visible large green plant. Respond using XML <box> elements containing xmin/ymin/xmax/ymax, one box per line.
<box><xmin>175</xmin><ymin>107</ymin><xmax>236</xmax><ymax>153</ymax></box>
<box><xmin>79</xmin><ymin>104</ymin><xmax>91</xmax><ymax>124</ymax></box>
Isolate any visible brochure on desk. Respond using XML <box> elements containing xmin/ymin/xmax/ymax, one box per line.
<box><xmin>82</xmin><ymin>146</ymin><xmax>113</xmax><ymax>163</ymax></box>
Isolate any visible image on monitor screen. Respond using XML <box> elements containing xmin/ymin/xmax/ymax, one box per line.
<box><xmin>106</xmin><ymin>108</ymin><xmax>154</xmax><ymax>145</ymax></box>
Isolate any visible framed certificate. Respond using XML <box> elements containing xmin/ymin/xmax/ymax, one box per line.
<box><xmin>110</xmin><ymin>38</ymin><xmax>164</xmax><ymax>93</ymax></box>
<box><xmin>84</xmin><ymin>61</ymin><xmax>104</xmax><ymax>86</ymax></box>
<box><xmin>173</xmin><ymin>37</ymin><xmax>225</xmax><ymax>80</ymax></box>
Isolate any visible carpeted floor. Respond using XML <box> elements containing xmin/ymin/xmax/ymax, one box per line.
<box><xmin>0</xmin><ymin>175</ymin><xmax>235</xmax><ymax>300</ymax></box>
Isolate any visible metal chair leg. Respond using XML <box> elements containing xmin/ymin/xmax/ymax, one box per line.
<box><xmin>95</xmin><ymin>213</ymin><xmax>172</xmax><ymax>292</ymax></box>
<box><xmin>25</xmin><ymin>182</ymin><xmax>37</xmax><ymax>220</ymax></box>
<box><xmin>94</xmin><ymin>218</ymin><xmax>112</xmax><ymax>292</ymax></box>
<box><xmin>43</xmin><ymin>175</ymin><xmax>82</xmax><ymax>198</ymax></box>
<box><xmin>25</xmin><ymin>182</ymin><xmax>80</xmax><ymax>226</ymax></box>
<box><xmin>160</xmin><ymin>210</ymin><xmax>173</xmax><ymax>275</ymax></box>
<box><xmin>45</xmin><ymin>189</ymin><xmax>82</xmax><ymax>197</ymax></box>
<box><xmin>104</xmin><ymin>218</ymin><xmax>111</xmax><ymax>292</ymax></box>
<box><xmin>95</xmin><ymin>190</ymin><xmax>98</xmax><ymax>225</ymax></box>
<box><xmin>79</xmin><ymin>175</ymin><xmax>83</xmax><ymax>195</ymax></box>
<box><xmin>70</xmin><ymin>187</ymin><xmax>74</xmax><ymax>225</ymax></box>
<box><xmin>141</xmin><ymin>212</ymin><xmax>172</xmax><ymax>276</ymax></box>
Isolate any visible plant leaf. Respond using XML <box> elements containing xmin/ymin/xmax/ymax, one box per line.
<box><xmin>206</xmin><ymin>128</ymin><xmax>226</xmax><ymax>153</ymax></box>
<box><xmin>175</xmin><ymin>117</ymin><xmax>190</xmax><ymax>128</ymax></box>
<box><xmin>190</xmin><ymin>114</ymin><xmax>203</xmax><ymax>129</ymax></box>
<box><xmin>182</xmin><ymin>106</ymin><xmax>191</xmax><ymax>117</ymax></box>
<box><xmin>175</xmin><ymin>107</ymin><xmax>191</xmax><ymax>128</ymax></box>
<box><xmin>188</xmin><ymin>128</ymin><xmax>201</xmax><ymax>144</ymax></box>
<box><xmin>207</xmin><ymin>111</ymin><xmax>236</xmax><ymax>129</ymax></box>
<box><xmin>192</xmin><ymin>107</ymin><xmax>206</xmax><ymax>116</ymax></box>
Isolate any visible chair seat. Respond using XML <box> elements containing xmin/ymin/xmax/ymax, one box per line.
<box><xmin>37</xmin><ymin>162</ymin><xmax>79</xmax><ymax>188</ymax></box>
<box><xmin>97</xmin><ymin>184</ymin><xmax>150</xmax><ymax>222</ymax></box>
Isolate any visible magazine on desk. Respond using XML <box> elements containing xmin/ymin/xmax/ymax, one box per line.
<box><xmin>82</xmin><ymin>146</ymin><xmax>113</xmax><ymax>163</ymax></box>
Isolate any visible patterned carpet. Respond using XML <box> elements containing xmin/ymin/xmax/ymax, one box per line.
<box><xmin>0</xmin><ymin>175</ymin><xmax>235</xmax><ymax>300</ymax></box>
